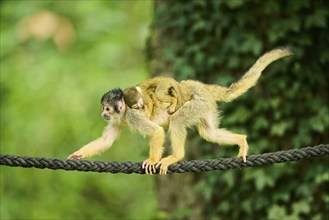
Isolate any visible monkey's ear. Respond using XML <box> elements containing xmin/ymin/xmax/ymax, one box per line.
<box><xmin>116</xmin><ymin>99</ymin><xmax>126</xmax><ymax>112</ymax></box>
<box><xmin>136</xmin><ymin>98</ymin><xmax>144</xmax><ymax>109</ymax></box>
<box><xmin>136</xmin><ymin>86</ymin><xmax>143</xmax><ymax>94</ymax></box>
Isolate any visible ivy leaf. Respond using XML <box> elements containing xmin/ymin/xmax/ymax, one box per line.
<box><xmin>224</xmin><ymin>0</ymin><xmax>245</xmax><ymax>9</ymax></box>
<box><xmin>292</xmin><ymin>201</ymin><xmax>311</xmax><ymax>216</ymax></box>
<box><xmin>305</xmin><ymin>9</ymin><xmax>329</xmax><ymax>29</ymax></box>
<box><xmin>267</xmin><ymin>205</ymin><xmax>287</xmax><ymax>219</ymax></box>
<box><xmin>270</xmin><ymin>121</ymin><xmax>293</xmax><ymax>137</ymax></box>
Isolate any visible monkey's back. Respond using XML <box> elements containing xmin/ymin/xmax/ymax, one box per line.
<box><xmin>140</xmin><ymin>77</ymin><xmax>185</xmax><ymax>109</ymax></box>
<box><xmin>179</xmin><ymin>80</ymin><xmax>218</xmax><ymax>102</ymax></box>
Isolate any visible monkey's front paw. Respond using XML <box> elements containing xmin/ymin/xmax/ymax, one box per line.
<box><xmin>167</xmin><ymin>107</ymin><xmax>175</xmax><ymax>115</ymax></box>
<box><xmin>68</xmin><ymin>150</ymin><xmax>87</xmax><ymax>160</ymax></box>
<box><xmin>158</xmin><ymin>164</ymin><xmax>169</xmax><ymax>175</ymax></box>
<box><xmin>156</xmin><ymin>160</ymin><xmax>170</xmax><ymax>175</ymax></box>
<box><xmin>156</xmin><ymin>156</ymin><xmax>183</xmax><ymax>175</ymax></box>
<box><xmin>142</xmin><ymin>158</ymin><xmax>159</xmax><ymax>175</ymax></box>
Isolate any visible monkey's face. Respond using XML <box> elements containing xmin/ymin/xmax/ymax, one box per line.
<box><xmin>101</xmin><ymin>104</ymin><xmax>116</xmax><ymax>121</ymax></box>
<box><xmin>101</xmin><ymin>89</ymin><xmax>126</xmax><ymax>122</ymax></box>
<box><xmin>123</xmin><ymin>86</ymin><xmax>144</xmax><ymax>110</ymax></box>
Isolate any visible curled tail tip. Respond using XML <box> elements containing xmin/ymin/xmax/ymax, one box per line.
<box><xmin>275</xmin><ymin>46</ymin><xmax>294</xmax><ymax>57</ymax></box>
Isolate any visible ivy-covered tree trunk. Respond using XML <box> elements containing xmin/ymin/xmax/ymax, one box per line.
<box><xmin>147</xmin><ymin>0</ymin><xmax>328</xmax><ymax>219</ymax></box>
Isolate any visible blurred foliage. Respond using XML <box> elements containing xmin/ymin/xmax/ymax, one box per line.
<box><xmin>148</xmin><ymin>0</ymin><xmax>329</xmax><ymax>219</ymax></box>
<box><xmin>0</xmin><ymin>1</ymin><xmax>158</xmax><ymax>219</ymax></box>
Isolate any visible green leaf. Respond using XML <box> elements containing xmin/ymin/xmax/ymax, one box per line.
<box><xmin>292</xmin><ymin>201</ymin><xmax>311</xmax><ymax>216</ymax></box>
<box><xmin>224</xmin><ymin>0</ymin><xmax>245</xmax><ymax>9</ymax></box>
<box><xmin>305</xmin><ymin>9</ymin><xmax>329</xmax><ymax>28</ymax></box>
<box><xmin>270</xmin><ymin>121</ymin><xmax>293</xmax><ymax>137</ymax></box>
<box><xmin>267</xmin><ymin>205</ymin><xmax>287</xmax><ymax>219</ymax></box>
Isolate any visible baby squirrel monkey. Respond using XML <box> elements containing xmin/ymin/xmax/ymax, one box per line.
<box><xmin>123</xmin><ymin>77</ymin><xmax>181</xmax><ymax>118</ymax></box>
<box><xmin>68</xmin><ymin>47</ymin><xmax>293</xmax><ymax>175</ymax></box>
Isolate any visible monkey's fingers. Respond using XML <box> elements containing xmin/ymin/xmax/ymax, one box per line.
<box><xmin>142</xmin><ymin>161</ymin><xmax>148</xmax><ymax>169</ymax></box>
<box><xmin>68</xmin><ymin>154</ymin><xmax>81</xmax><ymax>160</ymax></box>
<box><xmin>150</xmin><ymin>164</ymin><xmax>156</xmax><ymax>175</ymax></box>
<box><xmin>146</xmin><ymin>164</ymin><xmax>156</xmax><ymax>175</ymax></box>
<box><xmin>237</xmin><ymin>153</ymin><xmax>247</xmax><ymax>163</ymax></box>
<box><xmin>159</xmin><ymin>164</ymin><xmax>168</xmax><ymax>175</ymax></box>
<box><xmin>143</xmin><ymin>163</ymin><xmax>151</xmax><ymax>175</ymax></box>
<box><xmin>160</xmin><ymin>166</ymin><xmax>168</xmax><ymax>175</ymax></box>
<box><xmin>155</xmin><ymin>161</ymin><xmax>168</xmax><ymax>175</ymax></box>
<box><xmin>237</xmin><ymin>155</ymin><xmax>247</xmax><ymax>163</ymax></box>
<box><xmin>142</xmin><ymin>159</ymin><xmax>157</xmax><ymax>175</ymax></box>
<box><xmin>237</xmin><ymin>143</ymin><xmax>249</xmax><ymax>163</ymax></box>
<box><xmin>68</xmin><ymin>151</ymin><xmax>86</xmax><ymax>160</ymax></box>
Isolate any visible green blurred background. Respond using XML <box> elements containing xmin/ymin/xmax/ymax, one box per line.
<box><xmin>1</xmin><ymin>1</ymin><xmax>157</xmax><ymax>219</ymax></box>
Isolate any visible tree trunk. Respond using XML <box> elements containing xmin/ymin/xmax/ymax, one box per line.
<box><xmin>146</xmin><ymin>1</ymin><xmax>203</xmax><ymax>218</ymax></box>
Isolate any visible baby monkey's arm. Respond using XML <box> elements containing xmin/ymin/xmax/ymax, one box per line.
<box><xmin>157</xmin><ymin>86</ymin><xmax>178</xmax><ymax>114</ymax></box>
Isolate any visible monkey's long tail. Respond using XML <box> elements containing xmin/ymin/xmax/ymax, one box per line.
<box><xmin>211</xmin><ymin>47</ymin><xmax>293</xmax><ymax>102</ymax></box>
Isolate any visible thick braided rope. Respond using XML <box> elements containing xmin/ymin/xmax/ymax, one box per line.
<box><xmin>1</xmin><ymin>144</ymin><xmax>328</xmax><ymax>174</ymax></box>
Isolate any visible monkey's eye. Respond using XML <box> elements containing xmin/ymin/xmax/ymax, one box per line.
<box><xmin>102</xmin><ymin>106</ymin><xmax>112</xmax><ymax>113</ymax></box>
<box><xmin>105</xmin><ymin>107</ymin><xmax>114</xmax><ymax>114</ymax></box>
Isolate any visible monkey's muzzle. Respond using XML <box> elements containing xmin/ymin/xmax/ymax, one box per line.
<box><xmin>101</xmin><ymin>113</ymin><xmax>111</xmax><ymax>121</ymax></box>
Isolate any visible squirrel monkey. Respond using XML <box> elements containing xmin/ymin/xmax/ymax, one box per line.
<box><xmin>68</xmin><ymin>79</ymin><xmax>182</xmax><ymax>174</ymax></box>
<box><xmin>123</xmin><ymin>77</ymin><xmax>182</xmax><ymax>118</ymax></box>
<box><xmin>68</xmin><ymin>47</ymin><xmax>293</xmax><ymax>175</ymax></box>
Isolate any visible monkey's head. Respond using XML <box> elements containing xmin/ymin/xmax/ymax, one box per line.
<box><xmin>101</xmin><ymin>88</ymin><xmax>126</xmax><ymax>122</ymax></box>
<box><xmin>123</xmin><ymin>86</ymin><xmax>144</xmax><ymax>110</ymax></box>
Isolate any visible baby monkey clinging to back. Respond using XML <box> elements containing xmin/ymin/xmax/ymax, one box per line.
<box><xmin>123</xmin><ymin>77</ymin><xmax>182</xmax><ymax>119</ymax></box>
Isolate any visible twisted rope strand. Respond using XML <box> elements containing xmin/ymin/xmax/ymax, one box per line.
<box><xmin>1</xmin><ymin>144</ymin><xmax>328</xmax><ymax>174</ymax></box>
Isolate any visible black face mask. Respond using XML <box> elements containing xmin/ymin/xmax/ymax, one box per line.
<box><xmin>101</xmin><ymin>88</ymin><xmax>124</xmax><ymax>113</ymax></box>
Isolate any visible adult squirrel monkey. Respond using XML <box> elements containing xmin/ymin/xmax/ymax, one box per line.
<box><xmin>68</xmin><ymin>47</ymin><xmax>293</xmax><ymax>175</ymax></box>
<box><xmin>68</xmin><ymin>77</ymin><xmax>184</xmax><ymax>175</ymax></box>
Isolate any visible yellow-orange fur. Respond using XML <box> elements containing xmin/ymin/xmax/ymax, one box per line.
<box><xmin>123</xmin><ymin>77</ymin><xmax>182</xmax><ymax>118</ymax></box>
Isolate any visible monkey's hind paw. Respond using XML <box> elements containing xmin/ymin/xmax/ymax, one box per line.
<box><xmin>237</xmin><ymin>143</ymin><xmax>249</xmax><ymax>163</ymax></box>
<box><xmin>155</xmin><ymin>160</ymin><xmax>170</xmax><ymax>175</ymax></box>
<box><xmin>142</xmin><ymin>158</ymin><xmax>159</xmax><ymax>175</ymax></box>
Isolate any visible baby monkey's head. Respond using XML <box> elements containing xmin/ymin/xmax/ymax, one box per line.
<box><xmin>123</xmin><ymin>86</ymin><xmax>144</xmax><ymax>110</ymax></box>
<box><xmin>101</xmin><ymin>88</ymin><xmax>126</xmax><ymax>122</ymax></box>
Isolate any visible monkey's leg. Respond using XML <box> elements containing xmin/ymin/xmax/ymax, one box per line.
<box><xmin>157</xmin><ymin>100</ymin><xmax>204</xmax><ymax>175</ymax></box>
<box><xmin>197</xmin><ymin>116</ymin><xmax>249</xmax><ymax>162</ymax></box>
<box><xmin>146</xmin><ymin>102</ymin><xmax>154</xmax><ymax>118</ymax></box>
<box><xmin>156</xmin><ymin>124</ymin><xmax>187</xmax><ymax>175</ymax></box>
<box><xmin>125</xmin><ymin>109</ymin><xmax>165</xmax><ymax>174</ymax></box>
